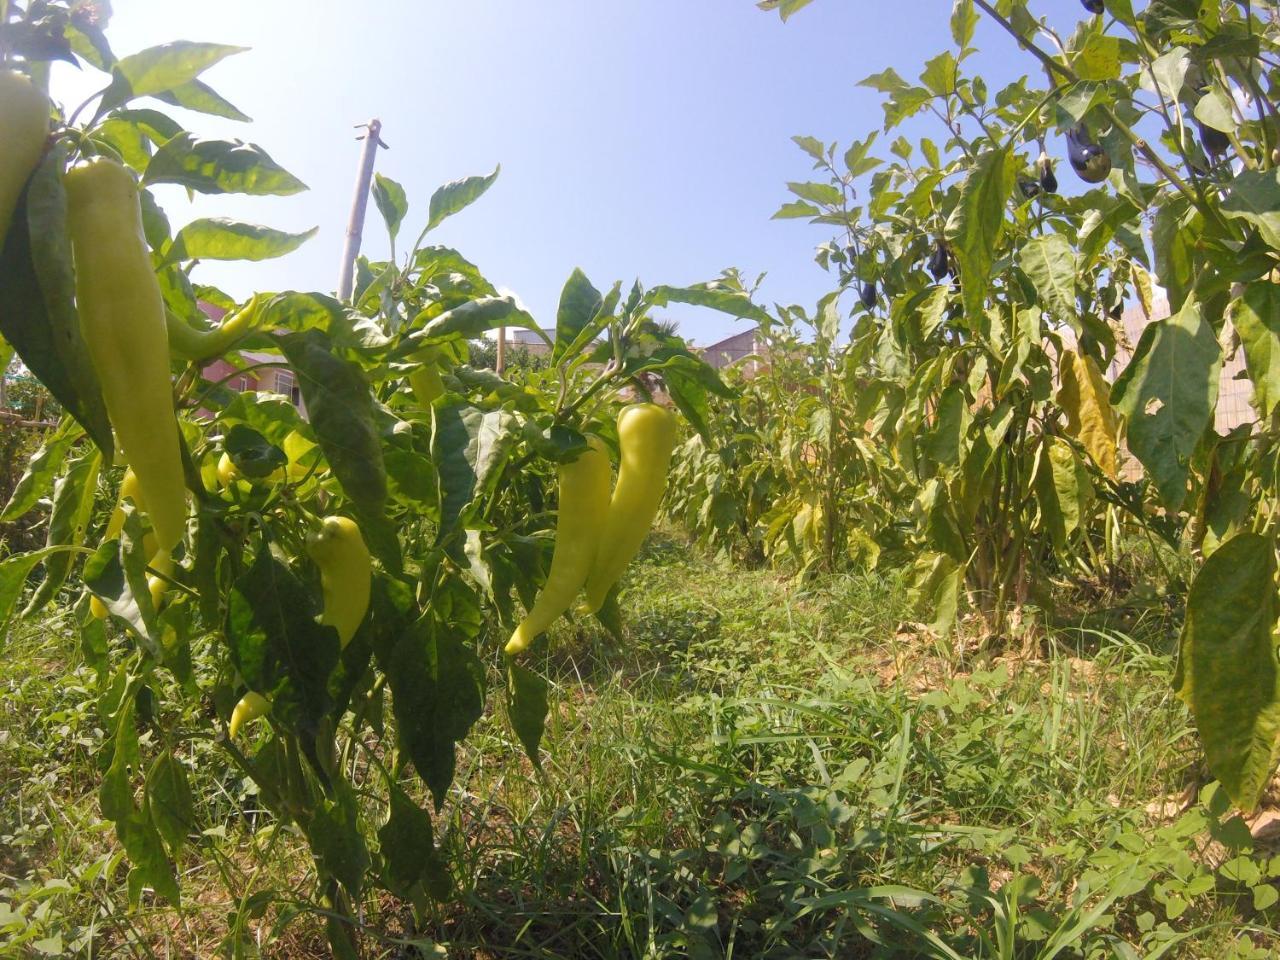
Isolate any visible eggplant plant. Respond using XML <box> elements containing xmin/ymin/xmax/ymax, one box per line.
<box><xmin>747</xmin><ymin>0</ymin><xmax>1280</xmax><ymax>812</ymax></box>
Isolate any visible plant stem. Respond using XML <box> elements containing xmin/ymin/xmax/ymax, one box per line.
<box><xmin>970</xmin><ymin>0</ymin><xmax>1220</xmax><ymax>227</ymax></box>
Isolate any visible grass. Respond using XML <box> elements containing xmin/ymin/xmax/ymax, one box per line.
<box><xmin>1</xmin><ymin>532</ymin><xmax>1278</xmax><ymax>958</ymax></box>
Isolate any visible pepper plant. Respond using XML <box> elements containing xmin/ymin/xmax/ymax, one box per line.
<box><xmin>0</xmin><ymin>2</ymin><xmax>735</xmax><ymax>952</ymax></box>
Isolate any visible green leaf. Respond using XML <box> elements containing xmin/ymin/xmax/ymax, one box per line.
<box><xmin>380</xmin><ymin>619</ymin><xmax>485</xmax><ymax>810</ymax></box>
<box><xmin>1</xmin><ymin>416</ymin><xmax>83</xmax><ymax>521</ymax></box>
<box><xmin>167</xmin><ymin>218</ymin><xmax>316</xmax><ymax>263</ymax></box>
<box><xmin>1142</xmin><ymin>45</ymin><xmax>1190</xmax><ymax>102</ymax></box>
<box><xmin>1220</xmin><ymin>169</ymin><xmax>1280</xmax><ymax>252</ymax></box>
<box><xmin>224</xmin><ymin>423</ymin><xmax>287</xmax><ymax>479</ymax></box>
<box><xmin>1177</xmin><ymin>533</ymin><xmax>1280</xmax><ymax>813</ymax></box>
<box><xmin>0</xmin><ymin>546</ymin><xmax>76</xmax><ymax>648</ymax></box>
<box><xmin>154</xmin><ymin>79</ymin><xmax>250</xmax><ymax>122</ymax></box>
<box><xmin>647</xmin><ymin>283</ymin><xmax>772</xmax><ymax>325</ymax></box>
<box><xmin>431</xmin><ymin>403</ymin><xmax>520</xmax><ymax>544</ymax></box>
<box><xmin>786</xmin><ymin>181</ymin><xmax>842</xmax><ymax>207</ymax></box>
<box><xmin>424</xmin><ymin>166</ymin><xmax>500</xmax><ymax>235</ymax></box>
<box><xmin>277</xmin><ymin>330</ymin><xmax>388</xmax><ymax>521</ymax></box>
<box><xmin>305</xmin><ymin>790</ymin><xmax>370</xmax><ymax>898</ymax></box>
<box><xmin>921</xmin><ymin>384</ymin><xmax>971</xmax><ymax>467</ymax></box>
<box><xmin>555</xmin><ymin>268</ymin><xmax>603</xmax><ymax>361</ymax></box>
<box><xmin>1036</xmin><ymin>436</ymin><xmax>1092</xmax><ymax>550</ymax></box>
<box><xmin>68</xmin><ymin>18</ymin><xmax>116</xmax><ymax>71</ymax></box>
<box><xmin>100</xmin><ymin>699</ymin><xmax>181</xmax><ymax>906</ymax></box>
<box><xmin>791</xmin><ymin>134</ymin><xmax>827</xmax><ymax>163</ymax></box>
<box><xmin>772</xmin><ymin>200</ymin><xmax>820</xmax><ymax>220</ymax></box>
<box><xmin>418</xmin><ymin>296</ymin><xmax>538</xmax><ymax>343</ymax></box>
<box><xmin>102</xmin><ymin>41</ymin><xmax>247</xmax><ymax>106</ymax></box>
<box><xmin>225</xmin><ymin>541</ymin><xmax>340</xmax><ymax>775</ymax></box>
<box><xmin>1152</xmin><ymin>198</ymin><xmax>1197</xmax><ymax>311</ymax></box>
<box><xmin>907</xmin><ymin>552</ymin><xmax>963</xmax><ymax>636</ymax></box>
<box><xmin>1112</xmin><ymin>299</ymin><xmax>1221</xmax><ymax>510</ymax></box>
<box><xmin>508</xmin><ymin>662</ymin><xmax>549</xmax><ymax>768</ymax></box>
<box><xmin>372</xmin><ymin>174</ymin><xmax>408</xmax><ymax>242</ymax></box>
<box><xmin>146</xmin><ymin>751</ymin><xmax>195</xmax><ymax>857</ymax></box>
<box><xmin>23</xmin><ymin>450</ymin><xmax>101</xmax><ymax>616</ymax></box>
<box><xmin>944</xmin><ymin>146</ymin><xmax>1016</xmax><ymax>327</ymax></box>
<box><xmin>757</xmin><ymin>0</ymin><xmax>817</xmax><ymax>22</ymax></box>
<box><xmin>1230</xmin><ymin>282</ymin><xmax>1280</xmax><ymax>418</ymax></box>
<box><xmin>378</xmin><ymin>785</ymin><xmax>450</xmax><ymax>901</ymax></box>
<box><xmin>0</xmin><ymin>149</ymin><xmax>115</xmax><ymax>460</ymax></box>
<box><xmin>920</xmin><ymin>52</ymin><xmax>958</xmax><ymax>97</ymax></box>
<box><xmin>950</xmin><ymin>0</ymin><xmax>978</xmax><ymax>49</ymax></box>
<box><xmin>145</xmin><ymin>133</ymin><xmax>307</xmax><ymax>196</ymax></box>
<box><xmin>1072</xmin><ymin>34</ymin><xmax>1121</xmax><ymax>82</ymax></box>
<box><xmin>1194</xmin><ymin>89</ymin><xmax>1237</xmax><ymax>134</ymax></box>
<box><xmin>1019</xmin><ymin>233</ymin><xmax>1077</xmax><ymax>325</ymax></box>
<box><xmin>83</xmin><ymin>511</ymin><xmax>163</xmax><ymax>651</ymax></box>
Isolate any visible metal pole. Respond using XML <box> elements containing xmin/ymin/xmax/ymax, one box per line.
<box><xmin>496</xmin><ymin>326</ymin><xmax>506</xmax><ymax>374</ymax></box>
<box><xmin>337</xmin><ymin>118</ymin><xmax>385</xmax><ymax>302</ymax></box>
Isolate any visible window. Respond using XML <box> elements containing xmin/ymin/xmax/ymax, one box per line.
<box><xmin>274</xmin><ymin>370</ymin><xmax>302</xmax><ymax>407</ymax></box>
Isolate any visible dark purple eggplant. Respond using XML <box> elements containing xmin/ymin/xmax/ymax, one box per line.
<box><xmin>1018</xmin><ymin>177</ymin><xmax>1041</xmax><ymax>200</ymax></box>
<box><xmin>1066</xmin><ymin>123</ymin><xmax>1111</xmax><ymax>183</ymax></box>
<box><xmin>928</xmin><ymin>240</ymin><xmax>949</xmax><ymax>281</ymax></box>
<box><xmin>1038</xmin><ymin>152</ymin><xmax>1058</xmax><ymax>193</ymax></box>
<box><xmin>1081</xmin><ymin>0</ymin><xmax>1104</xmax><ymax>13</ymax></box>
<box><xmin>1198</xmin><ymin>121</ymin><xmax>1230</xmax><ymax>158</ymax></box>
<box><xmin>859</xmin><ymin>281</ymin><xmax>877</xmax><ymax>309</ymax></box>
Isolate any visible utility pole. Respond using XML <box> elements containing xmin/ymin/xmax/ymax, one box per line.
<box><xmin>337</xmin><ymin>119</ymin><xmax>386</xmax><ymax>302</ymax></box>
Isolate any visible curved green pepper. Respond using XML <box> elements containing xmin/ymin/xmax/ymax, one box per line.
<box><xmin>0</xmin><ymin>70</ymin><xmax>50</xmax><ymax>242</ymax></box>
<box><xmin>66</xmin><ymin>158</ymin><xmax>188</xmax><ymax>555</ymax></box>
<box><xmin>580</xmin><ymin>404</ymin><xmax>677</xmax><ymax>615</ymax></box>
<box><xmin>506</xmin><ymin>436</ymin><xmax>612</xmax><ymax>655</ymax></box>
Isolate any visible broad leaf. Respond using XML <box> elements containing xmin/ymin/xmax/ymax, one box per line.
<box><xmin>1220</xmin><ymin>169</ymin><xmax>1280</xmax><ymax>253</ymax></box>
<box><xmin>1177</xmin><ymin>533</ymin><xmax>1280</xmax><ymax>812</ymax></box>
<box><xmin>508</xmin><ymin>662</ymin><xmax>549</xmax><ymax>768</ymax></box>
<box><xmin>23</xmin><ymin>450</ymin><xmax>102</xmax><ymax>615</ymax></box>
<box><xmin>378</xmin><ymin>785</ymin><xmax>450</xmax><ymax>901</ymax></box>
<box><xmin>424</xmin><ymin>166</ymin><xmax>500</xmax><ymax>234</ymax></box>
<box><xmin>648</xmin><ymin>282</ymin><xmax>772</xmax><ymax>325</ymax></box>
<box><xmin>155</xmin><ymin>79</ymin><xmax>251</xmax><ymax>122</ymax></box>
<box><xmin>380</xmin><ymin>619</ymin><xmax>485</xmax><ymax>810</ymax></box>
<box><xmin>1112</xmin><ymin>300</ymin><xmax>1221</xmax><ymax>510</ymax></box>
<box><xmin>102</xmin><ymin>41</ymin><xmax>246</xmax><ymax>107</ymax></box>
<box><xmin>944</xmin><ymin>146</ymin><xmax>1016</xmax><ymax>327</ymax></box>
<box><xmin>1019</xmin><ymin>233</ymin><xmax>1076</xmax><ymax>324</ymax></box>
<box><xmin>417</xmin><ymin>296</ymin><xmax>538</xmax><ymax>342</ymax></box>
<box><xmin>277</xmin><ymin>330</ymin><xmax>387</xmax><ymax>520</ymax></box>
<box><xmin>1</xmin><ymin>416</ymin><xmax>83</xmax><ymax>521</ymax></box>
<box><xmin>1056</xmin><ymin>350</ymin><xmax>1119</xmax><ymax>479</ymax></box>
<box><xmin>99</xmin><ymin>698</ymin><xmax>181</xmax><ymax>906</ymax></box>
<box><xmin>167</xmin><ymin>218</ymin><xmax>316</xmax><ymax>263</ymax></box>
<box><xmin>0</xmin><ymin>151</ymin><xmax>114</xmax><ymax>459</ymax></box>
<box><xmin>145</xmin><ymin>133</ymin><xmax>307</xmax><ymax>196</ymax></box>
<box><xmin>431</xmin><ymin>403</ymin><xmax>520</xmax><ymax>545</ymax></box>
<box><xmin>225</xmin><ymin>541</ymin><xmax>340</xmax><ymax>776</ymax></box>
<box><xmin>146</xmin><ymin>751</ymin><xmax>195</xmax><ymax>858</ymax></box>
<box><xmin>1229</xmin><ymin>282</ymin><xmax>1280</xmax><ymax>418</ymax></box>
<box><xmin>0</xmin><ymin>547</ymin><xmax>76</xmax><ymax>648</ymax></box>
<box><xmin>372</xmin><ymin>174</ymin><xmax>408</xmax><ymax>242</ymax></box>
<box><xmin>555</xmin><ymin>268</ymin><xmax>603</xmax><ymax>360</ymax></box>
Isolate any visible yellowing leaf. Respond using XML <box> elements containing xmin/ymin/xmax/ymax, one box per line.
<box><xmin>1057</xmin><ymin>350</ymin><xmax>1120</xmax><ymax>480</ymax></box>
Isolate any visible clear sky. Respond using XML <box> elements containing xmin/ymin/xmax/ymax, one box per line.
<box><xmin>52</xmin><ymin>1</ymin><xmax>1059</xmax><ymax>347</ymax></box>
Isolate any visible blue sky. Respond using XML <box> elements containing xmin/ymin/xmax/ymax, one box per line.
<box><xmin>53</xmin><ymin>1</ymin><xmax>1059</xmax><ymax>346</ymax></box>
